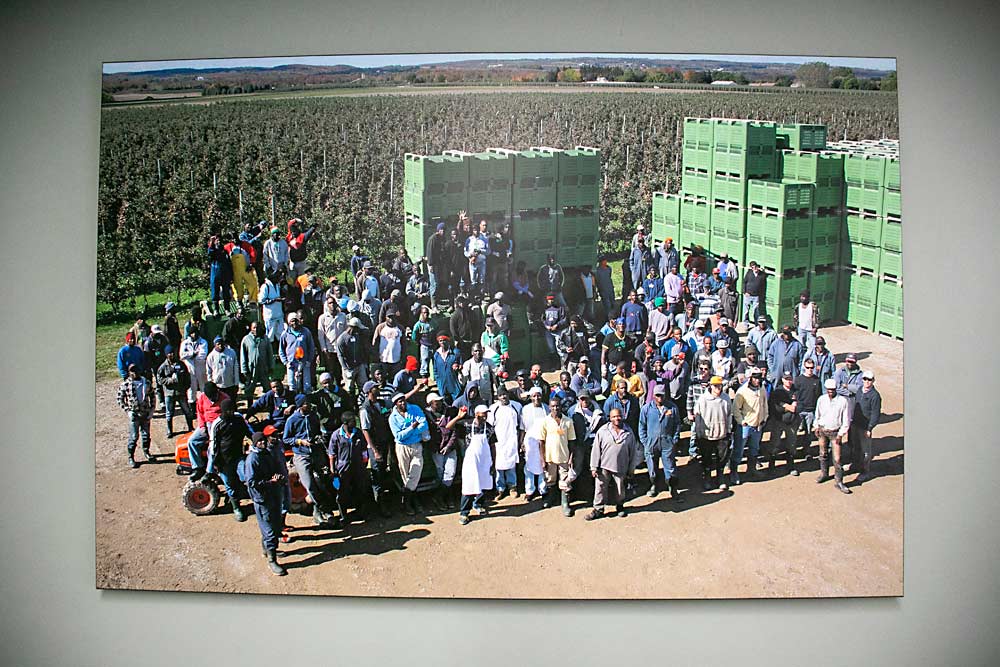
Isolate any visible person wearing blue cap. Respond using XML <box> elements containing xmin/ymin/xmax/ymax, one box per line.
<box><xmin>156</xmin><ymin>345</ymin><xmax>193</xmax><ymax>438</ymax></box>
<box><xmin>283</xmin><ymin>393</ymin><xmax>335</xmax><ymax>525</ymax></box>
<box><xmin>206</xmin><ymin>335</ymin><xmax>239</xmax><ymax>402</ymax></box>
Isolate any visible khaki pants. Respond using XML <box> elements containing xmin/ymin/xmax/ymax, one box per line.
<box><xmin>593</xmin><ymin>470</ymin><xmax>625</xmax><ymax>512</ymax></box>
<box><xmin>396</xmin><ymin>443</ymin><xmax>424</xmax><ymax>491</ymax></box>
<box><xmin>544</xmin><ymin>461</ymin><xmax>574</xmax><ymax>492</ymax></box>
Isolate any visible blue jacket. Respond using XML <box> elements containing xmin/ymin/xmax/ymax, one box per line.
<box><xmin>638</xmin><ymin>400</ymin><xmax>680</xmax><ymax>454</ymax></box>
<box><xmin>619</xmin><ymin>301</ymin><xmax>648</xmax><ymax>335</ymax></box>
<box><xmin>432</xmin><ymin>347</ymin><xmax>463</xmax><ymax>402</ymax></box>
<box><xmin>766</xmin><ymin>337</ymin><xmax>803</xmax><ymax>384</ymax></box>
<box><xmin>660</xmin><ymin>337</ymin><xmax>691</xmax><ymax>362</ymax></box>
<box><xmin>244</xmin><ymin>444</ymin><xmax>285</xmax><ymax>505</ymax></box>
<box><xmin>642</xmin><ymin>277</ymin><xmax>665</xmax><ymax>302</ymax></box>
<box><xmin>604</xmin><ymin>392</ymin><xmax>641</xmax><ymax>434</ymax></box>
<box><xmin>116</xmin><ymin>344</ymin><xmax>145</xmax><ymax>378</ymax></box>
<box><xmin>629</xmin><ymin>247</ymin><xmax>653</xmax><ymax>288</ymax></box>
<box><xmin>279</xmin><ymin>326</ymin><xmax>316</xmax><ymax>368</ymax></box>
<box><xmin>802</xmin><ymin>348</ymin><xmax>836</xmax><ymax>384</ymax></box>
<box><xmin>250</xmin><ymin>389</ymin><xmax>294</xmax><ymax>431</ymax></box>
<box><xmin>388</xmin><ymin>404</ymin><xmax>429</xmax><ymax>447</ymax></box>
<box><xmin>326</xmin><ymin>425</ymin><xmax>366</xmax><ymax>475</ymax></box>
<box><xmin>283</xmin><ymin>409</ymin><xmax>321</xmax><ymax>455</ymax></box>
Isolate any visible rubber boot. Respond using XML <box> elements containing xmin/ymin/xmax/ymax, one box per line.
<box><xmin>834</xmin><ymin>466</ymin><xmax>852</xmax><ymax>494</ymax></box>
<box><xmin>434</xmin><ymin>486</ymin><xmax>448</xmax><ymax>511</ymax></box>
<box><xmin>143</xmin><ymin>447</ymin><xmax>154</xmax><ymax>463</ymax></box>
<box><xmin>377</xmin><ymin>492</ymin><xmax>392</xmax><ymax>518</ymax></box>
<box><xmin>787</xmin><ymin>451</ymin><xmax>799</xmax><ymax>476</ymax></box>
<box><xmin>312</xmin><ymin>503</ymin><xmax>325</xmax><ymax>525</ymax></box>
<box><xmin>561</xmin><ymin>490</ymin><xmax>573</xmax><ymax>517</ymax></box>
<box><xmin>231</xmin><ymin>496</ymin><xmax>247</xmax><ymax>522</ymax></box>
<box><xmin>816</xmin><ymin>456</ymin><xmax>830</xmax><ymax>483</ymax></box>
<box><xmin>411</xmin><ymin>491</ymin><xmax>424</xmax><ymax>514</ymax></box>
<box><xmin>266</xmin><ymin>549</ymin><xmax>287</xmax><ymax>576</ymax></box>
<box><xmin>744</xmin><ymin>455</ymin><xmax>756</xmax><ymax>480</ymax></box>
<box><xmin>127</xmin><ymin>449</ymin><xmax>139</xmax><ymax>469</ymax></box>
<box><xmin>261</xmin><ymin>538</ymin><xmax>268</xmax><ymax>559</ymax></box>
<box><xmin>402</xmin><ymin>490</ymin><xmax>415</xmax><ymax>516</ymax></box>
<box><xmin>669</xmin><ymin>476</ymin><xmax>683</xmax><ymax>504</ymax></box>
<box><xmin>542</xmin><ymin>487</ymin><xmax>556</xmax><ymax>509</ymax></box>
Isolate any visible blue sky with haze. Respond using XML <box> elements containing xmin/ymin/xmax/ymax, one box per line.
<box><xmin>104</xmin><ymin>53</ymin><xmax>895</xmax><ymax>74</ymax></box>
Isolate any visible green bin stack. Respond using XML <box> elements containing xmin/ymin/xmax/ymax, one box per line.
<box><xmin>444</xmin><ymin>149</ymin><xmax>513</xmax><ymax>223</ymax></box>
<box><xmin>532</xmin><ymin>145</ymin><xmax>602</xmax><ymax>268</ymax></box>
<box><xmin>403</xmin><ymin>153</ymin><xmax>469</xmax><ymax>259</ymax></box>
<box><xmin>651</xmin><ymin>192</ymin><xmax>681</xmax><ymax>244</ymax></box>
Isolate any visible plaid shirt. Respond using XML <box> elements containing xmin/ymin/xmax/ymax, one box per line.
<box><xmin>686</xmin><ymin>374</ymin><xmax>711</xmax><ymax>417</ymax></box>
<box><xmin>687</xmin><ymin>272</ymin><xmax>707</xmax><ymax>296</ymax></box>
<box><xmin>117</xmin><ymin>377</ymin><xmax>154</xmax><ymax>417</ymax></box>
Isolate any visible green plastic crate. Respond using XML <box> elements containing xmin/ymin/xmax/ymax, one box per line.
<box><xmin>712</xmin><ymin>146</ymin><xmax>775</xmax><ymax>178</ymax></box>
<box><xmin>684</xmin><ymin>117</ymin><xmax>715</xmax><ymax>145</ymax></box>
<box><xmin>403</xmin><ymin>153</ymin><xmax>469</xmax><ymax>191</ymax></box>
<box><xmin>813</xmin><ymin>181</ymin><xmax>845</xmax><ymax>210</ymax></box>
<box><xmin>763</xmin><ymin>268</ymin><xmax>809</xmax><ymax>328</ymax></box>
<box><xmin>775</xmin><ymin>124</ymin><xmax>827</xmax><ymax>151</ymax></box>
<box><xmin>841</xmin><ymin>269</ymin><xmax>878</xmax><ymax>330</ymax></box>
<box><xmin>880</xmin><ymin>248</ymin><xmax>903</xmax><ymax>280</ymax></box>
<box><xmin>681</xmin><ymin>167</ymin><xmax>713</xmax><ymax>200</ymax></box>
<box><xmin>885</xmin><ymin>157</ymin><xmax>901</xmax><ymax>191</ymax></box>
<box><xmin>842</xmin><ymin>242</ymin><xmax>881</xmax><ymax>275</ymax></box>
<box><xmin>813</xmin><ymin>210</ymin><xmax>843</xmax><ymax>238</ymax></box>
<box><xmin>710</xmin><ymin>204</ymin><xmax>746</xmax><ymax>240</ymax></box>
<box><xmin>748</xmin><ymin>179</ymin><xmax>814</xmax><ymax>214</ymax></box>
<box><xmin>713</xmin><ymin>119</ymin><xmax>776</xmax><ymax>152</ymax></box>
<box><xmin>881</xmin><ymin>215</ymin><xmax>902</xmax><ymax>253</ymax></box>
<box><xmin>746</xmin><ymin>238</ymin><xmax>811</xmax><ymax>273</ymax></box>
<box><xmin>711</xmin><ymin>173</ymin><xmax>747</xmax><ymax>207</ymax></box>
<box><xmin>403</xmin><ymin>215</ymin><xmax>434</xmax><ymax>261</ymax></box>
<box><xmin>810</xmin><ymin>231</ymin><xmax>841</xmax><ymax>267</ymax></box>
<box><xmin>845</xmin><ymin>184</ymin><xmax>885</xmax><ymax>217</ymax></box>
<box><xmin>531</xmin><ymin>146</ymin><xmax>601</xmax><ymax>209</ymax></box>
<box><xmin>510</xmin><ymin>211</ymin><xmax>558</xmax><ymax>267</ymax></box>
<box><xmin>682</xmin><ymin>141</ymin><xmax>713</xmax><ymax>172</ymax></box>
<box><xmin>679</xmin><ymin>198</ymin><xmax>711</xmax><ymax>252</ymax></box>
<box><xmin>883</xmin><ymin>188</ymin><xmax>901</xmax><ymax>217</ymax></box>
<box><xmin>874</xmin><ymin>277</ymin><xmax>904</xmax><ymax>339</ymax></box>
<box><xmin>844</xmin><ymin>212</ymin><xmax>883</xmax><ymax>247</ymax></box>
<box><xmin>844</xmin><ymin>153</ymin><xmax>886</xmax><ymax>188</ymax></box>
<box><xmin>489</xmin><ymin>148</ymin><xmax>557</xmax><ymax>212</ymax></box>
<box><xmin>403</xmin><ymin>184</ymin><xmax>469</xmax><ymax>221</ymax></box>
<box><xmin>746</xmin><ymin>208</ymin><xmax>812</xmax><ymax>244</ymax></box>
<box><xmin>808</xmin><ymin>267</ymin><xmax>841</xmax><ymax>322</ymax></box>
<box><xmin>708</xmin><ymin>230</ymin><xmax>746</xmax><ymax>267</ymax></box>
<box><xmin>652</xmin><ymin>192</ymin><xmax>682</xmax><ymax>242</ymax></box>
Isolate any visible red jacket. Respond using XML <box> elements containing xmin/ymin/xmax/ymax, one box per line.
<box><xmin>224</xmin><ymin>240</ymin><xmax>257</xmax><ymax>265</ymax></box>
<box><xmin>195</xmin><ymin>391</ymin><xmax>230</xmax><ymax>429</ymax></box>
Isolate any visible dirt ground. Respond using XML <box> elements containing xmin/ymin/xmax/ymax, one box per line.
<box><xmin>95</xmin><ymin>323</ymin><xmax>903</xmax><ymax>599</ymax></box>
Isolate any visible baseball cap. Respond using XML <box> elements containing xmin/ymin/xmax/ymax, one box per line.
<box><xmin>846</xmin><ymin>354</ymin><xmax>857</xmax><ymax>362</ymax></box>
<box><xmin>636</xmin><ymin>287</ymin><xmax>645</xmax><ymax>294</ymax></box>
<box><xmin>426</xmin><ymin>392</ymin><xmax>442</xmax><ymax>403</ymax></box>
<box><xmin>750</xmin><ymin>367</ymin><xmax>764</xmax><ymax>377</ymax></box>
<box><xmin>712</xmin><ymin>268</ymin><xmax>720</xmax><ymax>274</ymax></box>
<box><xmin>577</xmin><ymin>389</ymin><xmax>591</xmax><ymax>399</ymax></box>
<box><xmin>391</xmin><ymin>393</ymin><xmax>406</xmax><ymax>404</ymax></box>
<box><xmin>709</xmin><ymin>376</ymin><xmax>724</xmax><ymax>386</ymax></box>
<box><xmin>436</xmin><ymin>222</ymin><xmax>446</xmax><ymax>231</ymax></box>
<box><xmin>719</xmin><ymin>317</ymin><xmax>729</xmax><ymax>325</ymax></box>
<box><xmin>862</xmin><ymin>370</ymin><xmax>875</xmax><ymax>380</ymax></box>
<box><xmin>782</xmin><ymin>371</ymin><xmax>794</xmax><ymax>380</ymax></box>
<box><xmin>347</xmin><ymin>317</ymin><xmax>366</xmax><ymax>329</ymax></box>
<box><xmin>516</xmin><ymin>368</ymin><xmax>528</xmax><ymax>378</ymax></box>
<box><xmin>474</xmin><ymin>404</ymin><xmax>489</xmax><ymax>414</ymax></box>
<box><xmin>694</xmin><ymin>319</ymin><xmax>706</xmax><ymax>328</ymax></box>
<box><xmin>757</xmin><ymin>315</ymin><xmax>768</xmax><ymax>323</ymax></box>
<box><xmin>781</xmin><ymin>325</ymin><xmax>793</xmax><ymax>334</ymax></box>
<box><xmin>362</xmin><ymin>380</ymin><xmax>378</xmax><ymax>394</ymax></box>
<box><xmin>654</xmin><ymin>297</ymin><xmax>665</xmax><ymax>308</ymax></box>
<box><xmin>262</xmin><ymin>425</ymin><xmax>278</xmax><ymax>437</ymax></box>
<box><xmin>578</xmin><ymin>355</ymin><xmax>589</xmax><ymax>363</ymax></box>
<box><xmin>494</xmin><ymin>291</ymin><xmax>504</xmax><ymax>300</ymax></box>
<box><xmin>653</xmin><ymin>385</ymin><xmax>666</xmax><ymax>395</ymax></box>
<box><xmin>251</xmin><ymin>432</ymin><xmax>267</xmax><ymax>445</ymax></box>
<box><xmin>213</xmin><ymin>336</ymin><xmax>224</xmax><ymax>344</ymax></box>
<box><xmin>717</xmin><ymin>338</ymin><xmax>729</xmax><ymax>348</ymax></box>
<box><xmin>528</xmin><ymin>386</ymin><xmax>543</xmax><ymax>396</ymax></box>
<box><xmin>824</xmin><ymin>379</ymin><xmax>838</xmax><ymax>389</ymax></box>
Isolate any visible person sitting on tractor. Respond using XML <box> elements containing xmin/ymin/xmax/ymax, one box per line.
<box><xmin>187</xmin><ymin>381</ymin><xmax>231</xmax><ymax>481</ymax></box>
<box><xmin>249</xmin><ymin>379</ymin><xmax>296</xmax><ymax>434</ymax></box>
<box><xmin>206</xmin><ymin>398</ymin><xmax>251</xmax><ymax>523</ymax></box>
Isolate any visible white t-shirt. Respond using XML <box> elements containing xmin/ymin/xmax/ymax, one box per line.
<box><xmin>378</xmin><ymin>325</ymin><xmax>402</xmax><ymax>363</ymax></box>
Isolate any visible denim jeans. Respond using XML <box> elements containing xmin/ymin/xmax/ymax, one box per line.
<box><xmin>730</xmin><ymin>424</ymin><xmax>764</xmax><ymax>477</ymax></box>
<box><xmin>419</xmin><ymin>345</ymin><xmax>433</xmax><ymax>378</ymax></box>
<box><xmin>187</xmin><ymin>426</ymin><xmax>208</xmax><ymax>470</ymax></box>
<box><xmin>742</xmin><ymin>295</ymin><xmax>760</xmax><ymax>325</ymax></box>
<box><xmin>369</xmin><ymin>447</ymin><xmax>390</xmax><ymax>498</ymax></box>
<box><xmin>495</xmin><ymin>467</ymin><xmax>517</xmax><ymax>493</ymax></box>
<box><xmin>470</xmin><ymin>256</ymin><xmax>487</xmax><ymax>293</ymax></box>
<box><xmin>645</xmin><ymin>439</ymin><xmax>677</xmax><ymax>485</ymax></box>
<box><xmin>524</xmin><ymin>472</ymin><xmax>546</xmax><ymax>497</ymax></box>
<box><xmin>460</xmin><ymin>492</ymin><xmax>485</xmax><ymax>516</ymax></box>
<box><xmin>127</xmin><ymin>413</ymin><xmax>151</xmax><ymax>454</ymax></box>
<box><xmin>164</xmin><ymin>395</ymin><xmax>193</xmax><ymax>433</ymax></box>
<box><xmin>798</xmin><ymin>327</ymin><xmax>816</xmax><ymax>352</ymax></box>
<box><xmin>285</xmin><ymin>361</ymin><xmax>313</xmax><ymax>394</ymax></box>
<box><xmin>428</xmin><ymin>268</ymin><xmax>440</xmax><ymax>304</ymax></box>
<box><xmin>253</xmin><ymin>496</ymin><xmax>283</xmax><ymax>552</ymax></box>
<box><xmin>215</xmin><ymin>458</ymin><xmax>242</xmax><ymax>499</ymax></box>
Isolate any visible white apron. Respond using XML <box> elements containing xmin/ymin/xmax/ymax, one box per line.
<box><xmin>489</xmin><ymin>404</ymin><xmax>520</xmax><ymax>471</ymax></box>
<box><xmin>523</xmin><ymin>436</ymin><xmax>545</xmax><ymax>476</ymax></box>
<box><xmin>462</xmin><ymin>431</ymin><xmax>494</xmax><ymax>496</ymax></box>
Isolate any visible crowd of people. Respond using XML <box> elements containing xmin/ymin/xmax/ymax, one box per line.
<box><xmin>114</xmin><ymin>214</ymin><xmax>885</xmax><ymax>577</ymax></box>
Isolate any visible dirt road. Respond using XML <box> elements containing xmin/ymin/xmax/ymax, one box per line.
<box><xmin>95</xmin><ymin>323</ymin><xmax>903</xmax><ymax>598</ymax></box>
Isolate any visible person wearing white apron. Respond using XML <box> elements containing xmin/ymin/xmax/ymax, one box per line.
<box><xmin>459</xmin><ymin>405</ymin><xmax>494</xmax><ymax>525</ymax></box>
<box><xmin>520</xmin><ymin>387</ymin><xmax>550</xmax><ymax>501</ymax></box>
<box><xmin>488</xmin><ymin>390</ymin><xmax>523</xmax><ymax>499</ymax></box>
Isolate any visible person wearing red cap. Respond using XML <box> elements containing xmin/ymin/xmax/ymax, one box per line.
<box><xmin>706</xmin><ymin>267</ymin><xmax>725</xmax><ymax>296</ymax></box>
<box><xmin>286</xmin><ymin>218</ymin><xmax>318</xmax><ymax>284</ymax></box>
<box><xmin>656</xmin><ymin>237</ymin><xmax>680</xmax><ymax>277</ymax></box>
<box><xmin>393</xmin><ymin>355</ymin><xmax>427</xmax><ymax>403</ymax></box>
<box><xmin>116</xmin><ymin>331</ymin><xmax>145</xmax><ymax>379</ymax></box>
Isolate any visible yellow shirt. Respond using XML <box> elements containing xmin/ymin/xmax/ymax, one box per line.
<box><xmin>734</xmin><ymin>384</ymin><xmax>769</xmax><ymax>428</ymax></box>
<box><xmin>537</xmin><ymin>415</ymin><xmax>576</xmax><ymax>464</ymax></box>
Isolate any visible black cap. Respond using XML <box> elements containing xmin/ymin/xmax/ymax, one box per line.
<box><xmin>516</xmin><ymin>368</ymin><xmax>528</xmax><ymax>378</ymax></box>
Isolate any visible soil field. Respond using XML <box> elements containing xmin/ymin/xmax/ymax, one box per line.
<box><xmin>95</xmin><ymin>322</ymin><xmax>903</xmax><ymax>599</ymax></box>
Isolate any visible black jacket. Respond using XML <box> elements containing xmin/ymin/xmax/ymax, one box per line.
<box><xmin>853</xmin><ymin>387</ymin><xmax>882</xmax><ymax>431</ymax></box>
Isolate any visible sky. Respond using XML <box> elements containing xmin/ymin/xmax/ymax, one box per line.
<box><xmin>104</xmin><ymin>53</ymin><xmax>895</xmax><ymax>74</ymax></box>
